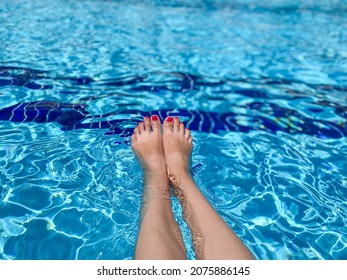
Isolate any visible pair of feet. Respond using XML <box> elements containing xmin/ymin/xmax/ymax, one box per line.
<box><xmin>132</xmin><ymin>116</ymin><xmax>257</xmax><ymax>260</ymax></box>
<box><xmin>131</xmin><ymin>115</ymin><xmax>193</xmax><ymax>184</ymax></box>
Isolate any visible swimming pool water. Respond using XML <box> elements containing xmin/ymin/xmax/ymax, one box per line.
<box><xmin>0</xmin><ymin>0</ymin><xmax>346</xmax><ymax>259</ymax></box>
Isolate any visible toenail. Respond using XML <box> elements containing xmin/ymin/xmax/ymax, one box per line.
<box><xmin>151</xmin><ymin>115</ymin><xmax>158</xmax><ymax>121</ymax></box>
<box><xmin>175</xmin><ymin>117</ymin><xmax>179</xmax><ymax>120</ymax></box>
<box><xmin>167</xmin><ymin>117</ymin><xmax>173</xmax><ymax>122</ymax></box>
<box><xmin>144</xmin><ymin>116</ymin><xmax>149</xmax><ymax>120</ymax></box>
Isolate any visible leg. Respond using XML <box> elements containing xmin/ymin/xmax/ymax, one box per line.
<box><xmin>131</xmin><ymin>115</ymin><xmax>187</xmax><ymax>260</ymax></box>
<box><xmin>163</xmin><ymin>117</ymin><xmax>255</xmax><ymax>260</ymax></box>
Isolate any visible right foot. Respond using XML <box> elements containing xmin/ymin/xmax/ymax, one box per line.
<box><xmin>162</xmin><ymin>116</ymin><xmax>193</xmax><ymax>185</ymax></box>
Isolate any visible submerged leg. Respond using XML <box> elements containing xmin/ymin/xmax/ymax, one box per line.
<box><xmin>163</xmin><ymin>116</ymin><xmax>255</xmax><ymax>260</ymax></box>
<box><xmin>131</xmin><ymin>115</ymin><xmax>186</xmax><ymax>260</ymax></box>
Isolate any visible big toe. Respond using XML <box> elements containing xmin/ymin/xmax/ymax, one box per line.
<box><xmin>150</xmin><ymin>115</ymin><xmax>161</xmax><ymax>132</ymax></box>
<box><xmin>163</xmin><ymin>116</ymin><xmax>174</xmax><ymax>133</ymax></box>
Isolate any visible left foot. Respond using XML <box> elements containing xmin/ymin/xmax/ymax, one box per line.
<box><xmin>131</xmin><ymin>115</ymin><xmax>167</xmax><ymax>179</ymax></box>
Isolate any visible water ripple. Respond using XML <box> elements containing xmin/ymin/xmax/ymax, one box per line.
<box><xmin>1</xmin><ymin>0</ymin><xmax>347</xmax><ymax>260</ymax></box>
<box><xmin>199</xmin><ymin>131</ymin><xmax>347</xmax><ymax>259</ymax></box>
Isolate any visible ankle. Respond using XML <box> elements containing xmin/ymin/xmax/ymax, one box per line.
<box><xmin>167</xmin><ymin>166</ymin><xmax>191</xmax><ymax>179</ymax></box>
<box><xmin>143</xmin><ymin>175</ymin><xmax>171</xmax><ymax>202</ymax></box>
<box><xmin>168</xmin><ymin>172</ymin><xmax>196</xmax><ymax>192</ymax></box>
<box><xmin>144</xmin><ymin>172</ymin><xmax>169</xmax><ymax>186</ymax></box>
<box><xmin>143</xmin><ymin>161</ymin><xmax>167</xmax><ymax>177</ymax></box>
<box><xmin>171</xmin><ymin>177</ymin><xmax>202</xmax><ymax>209</ymax></box>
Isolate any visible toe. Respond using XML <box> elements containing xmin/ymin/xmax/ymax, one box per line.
<box><xmin>144</xmin><ymin>116</ymin><xmax>151</xmax><ymax>131</ymax></box>
<box><xmin>173</xmin><ymin>117</ymin><xmax>180</xmax><ymax>132</ymax></box>
<box><xmin>134</xmin><ymin>126</ymin><xmax>140</xmax><ymax>136</ymax></box>
<box><xmin>179</xmin><ymin>122</ymin><xmax>185</xmax><ymax>135</ymax></box>
<box><xmin>131</xmin><ymin>133</ymin><xmax>137</xmax><ymax>144</ymax></box>
<box><xmin>150</xmin><ymin>115</ymin><xmax>161</xmax><ymax>132</ymax></box>
<box><xmin>184</xmin><ymin>128</ymin><xmax>191</xmax><ymax>139</ymax></box>
<box><xmin>188</xmin><ymin>135</ymin><xmax>193</xmax><ymax>145</ymax></box>
<box><xmin>138</xmin><ymin>121</ymin><xmax>145</xmax><ymax>133</ymax></box>
<box><xmin>163</xmin><ymin>116</ymin><xmax>174</xmax><ymax>133</ymax></box>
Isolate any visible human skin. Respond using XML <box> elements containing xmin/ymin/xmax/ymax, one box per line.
<box><xmin>132</xmin><ymin>115</ymin><xmax>255</xmax><ymax>260</ymax></box>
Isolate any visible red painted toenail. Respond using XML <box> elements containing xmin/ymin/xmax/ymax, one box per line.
<box><xmin>151</xmin><ymin>115</ymin><xmax>158</xmax><ymax>121</ymax></box>
<box><xmin>144</xmin><ymin>116</ymin><xmax>149</xmax><ymax>120</ymax></box>
<box><xmin>175</xmin><ymin>117</ymin><xmax>179</xmax><ymax>120</ymax></box>
<box><xmin>167</xmin><ymin>117</ymin><xmax>173</xmax><ymax>122</ymax></box>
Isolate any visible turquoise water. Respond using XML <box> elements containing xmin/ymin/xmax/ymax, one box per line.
<box><xmin>0</xmin><ymin>0</ymin><xmax>347</xmax><ymax>259</ymax></box>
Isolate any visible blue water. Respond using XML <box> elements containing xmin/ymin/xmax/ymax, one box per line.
<box><xmin>0</xmin><ymin>0</ymin><xmax>347</xmax><ymax>259</ymax></box>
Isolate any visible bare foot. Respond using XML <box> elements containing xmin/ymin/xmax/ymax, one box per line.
<box><xmin>162</xmin><ymin>116</ymin><xmax>193</xmax><ymax>185</ymax></box>
<box><xmin>131</xmin><ymin>115</ymin><xmax>167</xmax><ymax>180</ymax></box>
<box><xmin>133</xmin><ymin>115</ymin><xmax>188</xmax><ymax>260</ymax></box>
